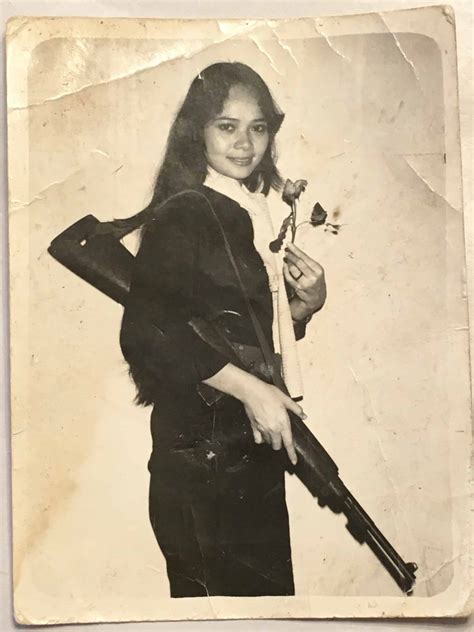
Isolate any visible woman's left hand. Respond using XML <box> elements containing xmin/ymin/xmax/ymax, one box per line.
<box><xmin>283</xmin><ymin>242</ymin><xmax>326</xmax><ymax>318</ymax></box>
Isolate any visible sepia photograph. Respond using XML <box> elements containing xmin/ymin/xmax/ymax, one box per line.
<box><xmin>6</xmin><ymin>6</ymin><xmax>472</xmax><ymax>624</ymax></box>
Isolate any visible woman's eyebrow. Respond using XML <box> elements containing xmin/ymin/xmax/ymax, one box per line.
<box><xmin>213</xmin><ymin>116</ymin><xmax>267</xmax><ymax>122</ymax></box>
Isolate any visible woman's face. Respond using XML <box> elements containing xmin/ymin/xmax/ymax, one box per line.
<box><xmin>203</xmin><ymin>84</ymin><xmax>270</xmax><ymax>181</ymax></box>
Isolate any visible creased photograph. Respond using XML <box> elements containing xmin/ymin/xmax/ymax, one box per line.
<box><xmin>6</xmin><ymin>7</ymin><xmax>472</xmax><ymax>624</ymax></box>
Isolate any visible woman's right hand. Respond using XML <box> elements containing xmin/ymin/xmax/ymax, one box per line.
<box><xmin>202</xmin><ymin>363</ymin><xmax>305</xmax><ymax>465</ymax></box>
<box><xmin>240</xmin><ymin>380</ymin><xmax>305</xmax><ymax>466</ymax></box>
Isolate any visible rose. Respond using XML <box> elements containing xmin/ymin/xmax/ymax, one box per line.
<box><xmin>270</xmin><ymin>179</ymin><xmax>307</xmax><ymax>252</ymax></box>
<box><xmin>270</xmin><ymin>179</ymin><xmax>336</xmax><ymax>253</ymax></box>
<box><xmin>282</xmin><ymin>178</ymin><xmax>308</xmax><ymax>206</ymax></box>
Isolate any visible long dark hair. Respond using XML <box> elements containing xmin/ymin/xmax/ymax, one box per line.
<box><xmin>120</xmin><ymin>63</ymin><xmax>285</xmax><ymax>406</ymax></box>
<box><xmin>150</xmin><ymin>62</ymin><xmax>285</xmax><ymax>202</ymax></box>
<box><xmin>110</xmin><ymin>62</ymin><xmax>285</xmax><ymax>238</ymax></box>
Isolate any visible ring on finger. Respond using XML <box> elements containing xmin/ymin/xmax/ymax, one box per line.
<box><xmin>291</xmin><ymin>268</ymin><xmax>303</xmax><ymax>280</ymax></box>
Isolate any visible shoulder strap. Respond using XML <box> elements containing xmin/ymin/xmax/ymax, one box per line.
<box><xmin>102</xmin><ymin>186</ymin><xmax>288</xmax><ymax>393</ymax></box>
<box><xmin>186</xmin><ymin>191</ymin><xmax>289</xmax><ymax>395</ymax></box>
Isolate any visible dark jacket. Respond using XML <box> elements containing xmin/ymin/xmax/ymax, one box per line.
<box><xmin>120</xmin><ymin>184</ymin><xmax>306</xmax><ymax>409</ymax></box>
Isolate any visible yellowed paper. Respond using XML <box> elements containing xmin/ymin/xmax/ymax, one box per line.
<box><xmin>7</xmin><ymin>7</ymin><xmax>472</xmax><ymax>624</ymax></box>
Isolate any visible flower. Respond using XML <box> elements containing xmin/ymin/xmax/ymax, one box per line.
<box><xmin>282</xmin><ymin>179</ymin><xmax>308</xmax><ymax>206</ymax></box>
<box><xmin>269</xmin><ymin>178</ymin><xmax>335</xmax><ymax>252</ymax></box>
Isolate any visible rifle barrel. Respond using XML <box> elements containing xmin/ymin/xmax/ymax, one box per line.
<box><xmin>291</xmin><ymin>413</ymin><xmax>417</xmax><ymax>594</ymax></box>
<box><xmin>343</xmin><ymin>493</ymin><xmax>417</xmax><ymax>594</ymax></box>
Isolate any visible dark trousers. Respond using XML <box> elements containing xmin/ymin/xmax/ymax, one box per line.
<box><xmin>148</xmin><ymin>440</ymin><xmax>294</xmax><ymax>597</ymax></box>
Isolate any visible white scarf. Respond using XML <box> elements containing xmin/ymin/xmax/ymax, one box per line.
<box><xmin>204</xmin><ymin>167</ymin><xmax>303</xmax><ymax>399</ymax></box>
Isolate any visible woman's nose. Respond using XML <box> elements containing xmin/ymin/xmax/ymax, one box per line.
<box><xmin>234</xmin><ymin>131</ymin><xmax>252</xmax><ymax>150</ymax></box>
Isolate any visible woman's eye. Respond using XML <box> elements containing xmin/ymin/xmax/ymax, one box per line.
<box><xmin>252</xmin><ymin>124</ymin><xmax>268</xmax><ymax>134</ymax></box>
<box><xmin>218</xmin><ymin>123</ymin><xmax>235</xmax><ymax>132</ymax></box>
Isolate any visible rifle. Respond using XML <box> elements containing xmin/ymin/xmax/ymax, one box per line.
<box><xmin>48</xmin><ymin>211</ymin><xmax>417</xmax><ymax>595</ymax></box>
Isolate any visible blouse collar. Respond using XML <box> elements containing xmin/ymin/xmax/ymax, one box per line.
<box><xmin>203</xmin><ymin>166</ymin><xmax>266</xmax><ymax>216</ymax></box>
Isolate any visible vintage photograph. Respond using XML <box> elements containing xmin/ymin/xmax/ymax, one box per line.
<box><xmin>7</xmin><ymin>7</ymin><xmax>471</xmax><ymax>624</ymax></box>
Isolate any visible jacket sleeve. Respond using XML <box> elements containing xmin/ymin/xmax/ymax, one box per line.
<box><xmin>120</xmin><ymin>197</ymin><xmax>229</xmax><ymax>387</ymax></box>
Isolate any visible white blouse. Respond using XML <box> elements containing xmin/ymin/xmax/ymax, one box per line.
<box><xmin>204</xmin><ymin>167</ymin><xmax>303</xmax><ymax>399</ymax></box>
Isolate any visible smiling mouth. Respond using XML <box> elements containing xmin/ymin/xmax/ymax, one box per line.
<box><xmin>227</xmin><ymin>157</ymin><xmax>254</xmax><ymax>166</ymax></box>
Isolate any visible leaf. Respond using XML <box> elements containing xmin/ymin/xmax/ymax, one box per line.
<box><xmin>310</xmin><ymin>202</ymin><xmax>328</xmax><ymax>226</ymax></box>
<box><xmin>269</xmin><ymin>213</ymin><xmax>292</xmax><ymax>252</ymax></box>
<box><xmin>269</xmin><ymin>238</ymin><xmax>284</xmax><ymax>253</ymax></box>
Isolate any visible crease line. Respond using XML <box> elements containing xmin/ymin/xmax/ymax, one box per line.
<box><xmin>268</xmin><ymin>27</ymin><xmax>299</xmax><ymax>67</ymax></box>
<box><xmin>377</xmin><ymin>13</ymin><xmax>421</xmax><ymax>85</ymax></box>
<box><xmin>8</xmin><ymin>21</ymin><xmax>266</xmax><ymax>112</ymax></box>
<box><xmin>249</xmin><ymin>36</ymin><xmax>284</xmax><ymax>76</ymax></box>
<box><xmin>312</xmin><ymin>22</ymin><xmax>350</xmax><ymax>62</ymax></box>
<box><xmin>9</xmin><ymin>167</ymin><xmax>85</xmax><ymax>213</ymax></box>
<box><xmin>400</xmin><ymin>156</ymin><xmax>461</xmax><ymax>213</ymax></box>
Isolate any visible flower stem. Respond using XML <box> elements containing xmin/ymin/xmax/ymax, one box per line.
<box><xmin>291</xmin><ymin>201</ymin><xmax>297</xmax><ymax>243</ymax></box>
<box><xmin>295</xmin><ymin>220</ymin><xmax>311</xmax><ymax>230</ymax></box>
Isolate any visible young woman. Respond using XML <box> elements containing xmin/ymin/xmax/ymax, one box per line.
<box><xmin>120</xmin><ymin>62</ymin><xmax>326</xmax><ymax>598</ymax></box>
